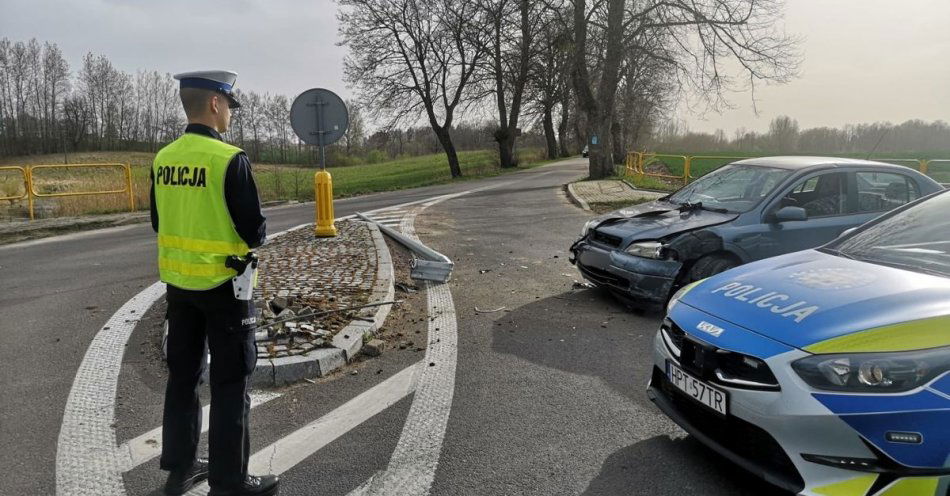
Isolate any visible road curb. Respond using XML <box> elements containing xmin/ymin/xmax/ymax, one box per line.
<box><xmin>565</xmin><ymin>182</ymin><xmax>591</xmax><ymax>211</ymax></box>
<box><xmin>250</xmin><ymin>221</ymin><xmax>396</xmax><ymax>387</ymax></box>
<box><xmin>620</xmin><ymin>178</ymin><xmax>672</xmax><ymax>195</ymax></box>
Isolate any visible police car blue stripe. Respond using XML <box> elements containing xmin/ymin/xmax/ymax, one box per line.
<box><xmin>838</xmin><ymin>411</ymin><xmax>950</xmax><ymax>468</ymax></box>
<box><xmin>930</xmin><ymin>373</ymin><xmax>950</xmax><ymax>396</ymax></box>
<box><xmin>813</xmin><ymin>389</ymin><xmax>950</xmax><ymax>415</ymax></box>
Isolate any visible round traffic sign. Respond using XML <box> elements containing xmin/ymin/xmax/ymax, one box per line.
<box><xmin>289</xmin><ymin>88</ymin><xmax>349</xmax><ymax>146</ymax></box>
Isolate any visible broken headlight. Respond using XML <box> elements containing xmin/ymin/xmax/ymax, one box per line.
<box><xmin>792</xmin><ymin>346</ymin><xmax>950</xmax><ymax>392</ymax></box>
<box><xmin>625</xmin><ymin>241</ymin><xmax>665</xmax><ymax>259</ymax></box>
<box><xmin>581</xmin><ymin>218</ymin><xmax>600</xmax><ymax>237</ymax></box>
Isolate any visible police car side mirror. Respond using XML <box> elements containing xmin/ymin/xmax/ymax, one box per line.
<box><xmin>774</xmin><ymin>206</ymin><xmax>807</xmax><ymax>222</ymax></box>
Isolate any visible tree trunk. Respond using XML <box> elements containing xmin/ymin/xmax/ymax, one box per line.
<box><xmin>588</xmin><ymin>116</ymin><xmax>615</xmax><ymax>179</ymax></box>
<box><xmin>572</xmin><ymin>0</ymin><xmax>625</xmax><ymax>179</ymax></box>
<box><xmin>495</xmin><ymin>127</ymin><xmax>518</xmax><ymax>169</ymax></box>
<box><xmin>558</xmin><ymin>102</ymin><xmax>571</xmax><ymax>157</ymax></box>
<box><xmin>572</xmin><ymin>118</ymin><xmax>584</xmax><ymax>156</ymax></box>
<box><xmin>542</xmin><ymin>105</ymin><xmax>558</xmax><ymax>159</ymax></box>
<box><xmin>611</xmin><ymin>119</ymin><xmax>624</xmax><ymax>166</ymax></box>
<box><xmin>435</xmin><ymin>127</ymin><xmax>463</xmax><ymax>178</ymax></box>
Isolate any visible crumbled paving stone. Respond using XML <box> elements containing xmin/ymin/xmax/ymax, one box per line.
<box><xmin>363</xmin><ymin>339</ymin><xmax>387</xmax><ymax>357</ymax></box>
<box><xmin>252</xmin><ymin>220</ymin><xmax>377</xmax><ymax>359</ymax></box>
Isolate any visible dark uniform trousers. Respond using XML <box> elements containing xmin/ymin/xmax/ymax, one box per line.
<box><xmin>160</xmin><ymin>283</ymin><xmax>257</xmax><ymax>489</ymax></box>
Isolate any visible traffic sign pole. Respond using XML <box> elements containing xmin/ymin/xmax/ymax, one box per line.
<box><xmin>290</xmin><ymin>88</ymin><xmax>349</xmax><ymax>238</ymax></box>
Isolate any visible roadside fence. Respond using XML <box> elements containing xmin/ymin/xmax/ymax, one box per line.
<box><xmin>625</xmin><ymin>152</ymin><xmax>948</xmax><ymax>187</ymax></box>
<box><xmin>0</xmin><ymin>163</ymin><xmax>134</xmax><ymax>220</ymax></box>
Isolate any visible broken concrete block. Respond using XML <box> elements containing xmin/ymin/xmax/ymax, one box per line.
<box><xmin>363</xmin><ymin>339</ymin><xmax>386</xmax><ymax>357</ymax></box>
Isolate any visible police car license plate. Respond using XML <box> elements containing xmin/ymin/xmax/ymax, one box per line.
<box><xmin>667</xmin><ymin>361</ymin><xmax>728</xmax><ymax>416</ymax></box>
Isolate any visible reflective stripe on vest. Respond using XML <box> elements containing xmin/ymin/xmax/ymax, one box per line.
<box><xmin>153</xmin><ymin>133</ymin><xmax>249</xmax><ymax>290</ymax></box>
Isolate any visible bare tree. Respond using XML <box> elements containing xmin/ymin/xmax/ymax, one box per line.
<box><xmin>767</xmin><ymin>115</ymin><xmax>799</xmax><ymax>151</ymax></box>
<box><xmin>339</xmin><ymin>0</ymin><xmax>488</xmax><ymax>177</ymax></box>
<box><xmin>570</xmin><ymin>0</ymin><xmax>800</xmax><ymax>178</ymax></box>
<box><xmin>524</xmin><ymin>5</ymin><xmax>572</xmax><ymax>159</ymax></box>
<box><xmin>342</xmin><ymin>99</ymin><xmax>365</xmax><ymax>155</ymax></box>
<box><xmin>476</xmin><ymin>0</ymin><xmax>546</xmax><ymax>167</ymax></box>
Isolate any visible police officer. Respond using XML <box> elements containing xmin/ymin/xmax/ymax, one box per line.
<box><xmin>151</xmin><ymin>70</ymin><xmax>279</xmax><ymax>496</ymax></box>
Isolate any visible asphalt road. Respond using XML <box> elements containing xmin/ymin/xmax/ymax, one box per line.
<box><xmin>0</xmin><ymin>157</ymin><xmax>786</xmax><ymax>495</ymax></box>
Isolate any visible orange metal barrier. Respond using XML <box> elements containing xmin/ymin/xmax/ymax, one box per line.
<box><xmin>26</xmin><ymin>163</ymin><xmax>134</xmax><ymax>220</ymax></box>
<box><xmin>0</xmin><ymin>166</ymin><xmax>29</xmax><ymax>201</ymax></box>
<box><xmin>625</xmin><ymin>152</ymin><xmax>690</xmax><ymax>184</ymax></box>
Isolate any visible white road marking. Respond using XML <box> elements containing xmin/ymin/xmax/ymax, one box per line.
<box><xmin>183</xmin><ymin>363</ymin><xmax>420</xmax><ymax>495</ymax></box>
<box><xmin>116</xmin><ymin>391</ymin><xmax>282</xmax><ymax>472</ymax></box>
<box><xmin>349</xmin><ymin>200</ymin><xmax>460</xmax><ymax>496</ymax></box>
<box><xmin>56</xmin><ymin>281</ymin><xmax>167</xmax><ymax>496</ymax></box>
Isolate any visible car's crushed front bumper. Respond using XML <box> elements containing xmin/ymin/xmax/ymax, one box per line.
<box><xmin>569</xmin><ymin>237</ymin><xmax>681</xmax><ymax>308</ymax></box>
<box><xmin>648</xmin><ymin>304</ymin><xmax>950</xmax><ymax>496</ymax></box>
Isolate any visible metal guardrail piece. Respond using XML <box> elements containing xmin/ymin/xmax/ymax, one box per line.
<box><xmin>0</xmin><ymin>166</ymin><xmax>29</xmax><ymax>201</ymax></box>
<box><xmin>24</xmin><ymin>163</ymin><xmax>134</xmax><ymax>220</ymax></box>
<box><xmin>356</xmin><ymin>212</ymin><xmax>454</xmax><ymax>283</ymax></box>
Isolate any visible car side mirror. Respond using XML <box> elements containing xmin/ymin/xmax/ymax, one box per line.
<box><xmin>839</xmin><ymin>227</ymin><xmax>858</xmax><ymax>238</ymax></box>
<box><xmin>774</xmin><ymin>206</ymin><xmax>807</xmax><ymax>222</ymax></box>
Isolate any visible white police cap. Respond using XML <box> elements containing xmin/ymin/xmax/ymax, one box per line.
<box><xmin>173</xmin><ymin>70</ymin><xmax>241</xmax><ymax>108</ymax></box>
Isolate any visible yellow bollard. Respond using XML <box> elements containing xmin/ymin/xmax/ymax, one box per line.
<box><xmin>314</xmin><ymin>170</ymin><xmax>337</xmax><ymax>237</ymax></box>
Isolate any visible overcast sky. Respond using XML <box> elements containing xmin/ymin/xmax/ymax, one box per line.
<box><xmin>2</xmin><ymin>0</ymin><xmax>948</xmax><ymax>134</ymax></box>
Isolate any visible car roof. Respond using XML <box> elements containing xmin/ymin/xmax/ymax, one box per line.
<box><xmin>729</xmin><ymin>156</ymin><xmax>915</xmax><ymax>171</ymax></box>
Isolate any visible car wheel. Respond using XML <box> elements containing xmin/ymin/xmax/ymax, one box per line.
<box><xmin>687</xmin><ymin>254</ymin><xmax>739</xmax><ymax>282</ymax></box>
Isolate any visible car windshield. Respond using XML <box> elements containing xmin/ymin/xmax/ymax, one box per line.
<box><xmin>666</xmin><ymin>163</ymin><xmax>791</xmax><ymax>213</ymax></box>
<box><xmin>830</xmin><ymin>190</ymin><xmax>950</xmax><ymax>277</ymax></box>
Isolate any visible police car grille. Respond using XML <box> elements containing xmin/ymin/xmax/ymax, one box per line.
<box><xmin>666</xmin><ymin>320</ymin><xmax>780</xmax><ymax>391</ymax></box>
<box><xmin>662</xmin><ymin>319</ymin><xmax>686</xmax><ymax>352</ymax></box>
<box><xmin>715</xmin><ymin>350</ymin><xmax>780</xmax><ymax>390</ymax></box>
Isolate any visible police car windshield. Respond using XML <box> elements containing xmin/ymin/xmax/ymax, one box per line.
<box><xmin>667</xmin><ymin>164</ymin><xmax>791</xmax><ymax>213</ymax></box>
<box><xmin>832</xmin><ymin>190</ymin><xmax>950</xmax><ymax>278</ymax></box>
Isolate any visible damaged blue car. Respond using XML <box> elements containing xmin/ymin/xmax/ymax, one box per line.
<box><xmin>569</xmin><ymin>156</ymin><xmax>941</xmax><ymax>310</ymax></box>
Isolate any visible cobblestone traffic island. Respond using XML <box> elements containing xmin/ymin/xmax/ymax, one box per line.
<box><xmin>249</xmin><ymin>219</ymin><xmax>394</xmax><ymax>386</ymax></box>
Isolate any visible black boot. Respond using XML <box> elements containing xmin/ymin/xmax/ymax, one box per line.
<box><xmin>208</xmin><ymin>474</ymin><xmax>280</xmax><ymax>496</ymax></box>
<box><xmin>164</xmin><ymin>458</ymin><xmax>209</xmax><ymax>495</ymax></box>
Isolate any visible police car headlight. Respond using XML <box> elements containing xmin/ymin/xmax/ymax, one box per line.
<box><xmin>792</xmin><ymin>346</ymin><xmax>950</xmax><ymax>392</ymax></box>
<box><xmin>626</xmin><ymin>241</ymin><xmax>665</xmax><ymax>259</ymax></box>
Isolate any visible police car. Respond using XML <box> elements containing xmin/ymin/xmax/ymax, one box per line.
<box><xmin>648</xmin><ymin>188</ymin><xmax>950</xmax><ymax>496</ymax></box>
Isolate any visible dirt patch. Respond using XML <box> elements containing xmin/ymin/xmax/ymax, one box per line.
<box><xmin>351</xmin><ymin>238</ymin><xmax>430</xmax><ymax>364</ymax></box>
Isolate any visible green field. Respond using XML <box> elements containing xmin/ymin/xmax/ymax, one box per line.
<box><xmin>0</xmin><ymin>148</ymin><xmax>552</xmax><ymax>218</ymax></box>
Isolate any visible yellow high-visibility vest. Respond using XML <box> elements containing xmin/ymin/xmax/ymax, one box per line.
<box><xmin>153</xmin><ymin>133</ymin><xmax>249</xmax><ymax>290</ymax></box>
